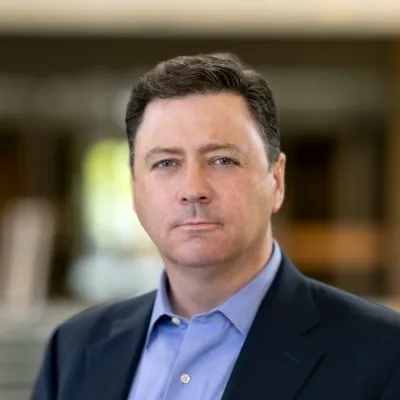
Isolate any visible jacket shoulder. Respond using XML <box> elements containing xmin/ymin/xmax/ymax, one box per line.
<box><xmin>56</xmin><ymin>291</ymin><xmax>156</xmax><ymax>349</ymax></box>
<box><xmin>308</xmin><ymin>278</ymin><xmax>400</xmax><ymax>334</ymax></box>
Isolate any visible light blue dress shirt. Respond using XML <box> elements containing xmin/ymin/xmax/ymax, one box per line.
<box><xmin>128</xmin><ymin>241</ymin><xmax>282</xmax><ymax>400</ymax></box>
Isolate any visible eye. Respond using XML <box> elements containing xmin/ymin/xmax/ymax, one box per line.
<box><xmin>153</xmin><ymin>159</ymin><xmax>177</xmax><ymax>169</ymax></box>
<box><xmin>213</xmin><ymin>157</ymin><xmax>237</xmax><ymax>166</ymax></box>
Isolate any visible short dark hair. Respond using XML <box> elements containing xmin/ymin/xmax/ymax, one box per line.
<box><xmin>125</xmin><ymin>53</ymin><xmax>280</xmax><ymax>166</ymax></box>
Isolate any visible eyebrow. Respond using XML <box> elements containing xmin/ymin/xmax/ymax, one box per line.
<box><xmin>144</xmin><ymin>142</ymin><xmax>245</xmax><ymax>165</ymax></box>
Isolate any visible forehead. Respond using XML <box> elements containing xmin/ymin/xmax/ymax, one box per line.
<box><xmin>135</xmin><ymin>93</ymin><xmax>262</xmax><ymax>152</ymax></box>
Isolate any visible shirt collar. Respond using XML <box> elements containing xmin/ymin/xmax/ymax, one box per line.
<box><xmin>143</xmin><ymin>272</ymin><xmax>174</xmax><ymax>347</ymax></box>
<box><xmin>145</xmin><ymin>240</ymin><xmax>282</xmax><ymax>345</ymax></box>
<box><xmin>217</xmin><ymin>240</ymin><xmax>281</xmax><ymax>335</ymax></box>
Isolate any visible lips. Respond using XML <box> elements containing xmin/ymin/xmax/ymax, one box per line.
<box><xmin>174</xmin><ymin>220</ymin><xmax>222</xmax><ymax>233</ymax></box>
<box><xmin>177</xmin><ymin>220</ymin><xmax>220</xmax><ymax>227</ymax></box>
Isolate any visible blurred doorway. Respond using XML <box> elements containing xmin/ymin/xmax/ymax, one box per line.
<box><xmin>0</xmin><ymin>122</ymin><xmax>75</xmax><ymax>300</ymax></box>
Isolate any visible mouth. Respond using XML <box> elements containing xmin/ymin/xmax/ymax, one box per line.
<box><xmin>176</xmin><ymin>221</ymin><xmax>221</xmax><ymax>230</ymax></box>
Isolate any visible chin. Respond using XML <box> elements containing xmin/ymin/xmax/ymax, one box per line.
<box><xmin>170</xmin><ymin>245</ymin><xmax>231</xmax><ymax>268</ymax></box>
<box><xmin>176</xmin><ymin>257</ymin><xmax>227</xmax><ymax>268</ymax></box>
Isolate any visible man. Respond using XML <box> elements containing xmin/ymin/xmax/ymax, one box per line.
<box><xmin>32</xmin><ymin>53</ymin><xmax>400</xmax><ymax>400</ymax></box>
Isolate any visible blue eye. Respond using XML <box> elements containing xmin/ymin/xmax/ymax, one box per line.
<box><xmin>214</xmin><ymin>157</ymin><xmax>237</xmax><ymax>166</ymax></box>
<box><xmin>154</xmin><ymin>160</ymin><xmax>177</xmax><ymax>169</ymax></box>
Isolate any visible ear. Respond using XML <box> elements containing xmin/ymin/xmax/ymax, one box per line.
<box><xmin>271</xmin><ymin>153</ymin><xmax>286</xmax><ymax>213</ymax></box>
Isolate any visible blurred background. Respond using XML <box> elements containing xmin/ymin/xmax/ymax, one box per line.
<box><xmin>1</xmin><ymin>1</ymin><xmax>400</xmax><ymax>398</ymax></box>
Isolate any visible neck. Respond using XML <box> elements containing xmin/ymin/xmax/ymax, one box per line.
<box><xmin>163</xmin><ymin>236</ymin><xmax>274</xmax><ymax>319</ymax></box>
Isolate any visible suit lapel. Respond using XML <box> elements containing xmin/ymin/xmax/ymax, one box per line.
<box><xmin>83</xmin><ymin>293</ymin><xmax>155</xmax><ymax>400</ymax></box>
<box><xmin>222</xmin><ymin>254</ymin><xmax>324</xmax><ymax>400</ymax></box>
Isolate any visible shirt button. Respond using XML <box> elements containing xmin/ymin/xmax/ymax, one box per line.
<box><xmin>180</xmin><ymin>374</ymin><xmax>191</xmax><ymax>384</ymax></box>
<box><xmin>171</xmin><ymin>317</ymin><xmax>181</xmax><ymax>326</ymax></box>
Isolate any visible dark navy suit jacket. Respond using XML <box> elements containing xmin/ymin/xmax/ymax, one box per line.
<box><xmin>32</xmin><ymin>253</ymin><xmax>400</xmax><ymax>400</ymax></box>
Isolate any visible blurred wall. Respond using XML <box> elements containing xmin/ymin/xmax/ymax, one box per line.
<box><xmin>0</xmin><ymin>35</ymin><xmax>399</xmax><ymax>304</ymax></box>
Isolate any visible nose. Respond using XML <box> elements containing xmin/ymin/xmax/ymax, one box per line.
<box><xmin>178</xmin><ymin>163</ymin><xmax>212</xmax><ymax>205</ymax></box>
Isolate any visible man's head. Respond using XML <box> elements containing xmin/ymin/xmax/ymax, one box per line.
<box><xmin>126</xmin><ymin>53</ymin><xmax>280</xmax><ymax>168</ymax></box>
<box><xmin>125</xmin><ymin>53</ymin><xmax>285</xmax><ymax>269</ymax></box>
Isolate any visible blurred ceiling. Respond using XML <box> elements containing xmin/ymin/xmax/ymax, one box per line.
<box><xmin>1</xmin><ymin>0</ymin><xmax>400</xmax><ymax>37</ymax></box>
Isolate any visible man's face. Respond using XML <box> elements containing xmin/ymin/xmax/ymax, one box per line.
<box><xmin>132</xmin><ymin>93</ymin><xmax>285</xmax><ymax>268</ymax></box>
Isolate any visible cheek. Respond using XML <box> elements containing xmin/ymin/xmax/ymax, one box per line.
<box><xmin>134</xmin><ymin>182</ymin><xmax>174</xmax><ymax>226</ymax></box>
<box><xmin>219</xmin><ymin>182</ymin><xmax>252</xmax><ymax>220</ymax></box>
<box><xmin>249</xmin><ymin>177</ymin><xmax>274</xmax><ymax>213</ymax></box>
